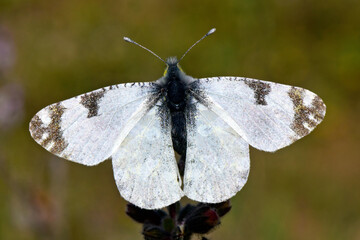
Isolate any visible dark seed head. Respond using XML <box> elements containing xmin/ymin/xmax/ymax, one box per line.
<box><xmin>143</xmin><ymin>224</ymin><xmax>170</xmax><ymax>240</ymax></box>
<box><xmin>184</xmin><ymin>206</ymin><xmax>220</xmax><ymax>234</ymax></box>
<box><xmin>126</xmin><ymin>203</ymin><xmax>166</xmax><ymax>225</ymax></box>
<box><xmin>208</xmin><ymin>200</ymin><xmax>232</xmax><ymax>217</ymax></box>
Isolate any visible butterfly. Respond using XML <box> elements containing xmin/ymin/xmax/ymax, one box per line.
<box><xmin>29</xmin><ymin>28</ymin><xmax>326</xmax><ymax>209</ymax></box>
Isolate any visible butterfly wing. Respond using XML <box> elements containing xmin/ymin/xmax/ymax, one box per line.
<box><xmin>112</xmin><ymin>104</ymin><xmax>183</xmax><ymax>209</ymax></box>
<box><xmin>189</xmin><ymin>77</ymin><xmax>326</xmax><ymax>152</ymax></box>
<box><xmin>30</xmin><ymin>82</ymin><xmax>183</xmax><ymax>209</ymax></box>
<box><xmin>29</xmin><ymin>82</ymin><xmax>159</xmax><ymax>165</ymax></box>
<box><xmin>184</xmin><ymin>100</ymin><xmax>250</xmax><ymax>203</ymax></box>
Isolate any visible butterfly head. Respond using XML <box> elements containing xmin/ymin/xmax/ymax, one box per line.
<box><xmin>163</xmin><ymin>57</ymin><xmax>184</xmax><ymax>77</ymax></box>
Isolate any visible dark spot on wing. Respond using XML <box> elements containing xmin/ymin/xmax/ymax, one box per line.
<box><xmin>141</xmin><ymin>88</ymin><xmax>164</xmax><ymax>128</ymax></box>
<box><xmin>45</xmin><ymin>103</ymin><xmax>68</xmax><ymax>154</ymax></box>
<box><xmin>185</xmin><ymin>99</ymin><xmax>198</xmax><ymax>132</ymax></box>
<box><xmin>288</xmin><ymin>87</ymin><xmax>326</xmax><ymax>137</ymax></box>
<box><xmin>244</xmin><ymin>79</ymin><xmax>271</xmax><ymax>105</ymax></box>
<box><xmin>156</xmin><ymin>98</ymin><xmax>171</xmax><ymax>131</ymax></box>
<box><xmin>30</xmin><ymin>103</ymin><xmax>68</xmax><ymax>154</ymax></box>
<box><xmin>29</xmin><ymin>115</ymin><xmax>46</xmax><ymax>141</ymax></box>
<box><xmin>186</xmin><ymin>81</ymin><xmax>207</xmax><ymax>131</ymax></box>
<box><xmin>80</xmin><ymin>90</ymin><xmax>106</xmax><ymax>118</ymax></box>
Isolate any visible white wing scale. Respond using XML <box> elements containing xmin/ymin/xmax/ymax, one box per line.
<box><xmin>29</xmin><ymin>82</ymin><xmax>183</xmax><ymax>209</ymax></box>
<box><xmin>190</xmin><ymin>77</ymin><xmax>326</xmax><ymax>152</ymax></box>
<box><xmin>29</xmin><ymin>83</ymin><xmax>157</xmax><ymax>165</ymax></box>
<box><xmin>184</xmin><ymin>101</ymin><xmax>250</xmax><ymax>203</ymax></box>
<box><xmin>112</xmin><ymin>106</ymin><xmax>183</xmax><ymax>209</ymax></box>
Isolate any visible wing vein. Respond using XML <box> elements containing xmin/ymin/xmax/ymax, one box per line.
<box><xmin>189</xmin><ymin>89</ymin><xmax>276</xmax><ymax>148</ymax></box>
<box><xmin>122</xmin><ymin>110</ymin><xmax>158</xmax><ymax>202</ymax></box>
<box><xmin>204</xmin><ymin>90</ymin><xmax>294</xmax><ymax>141</ymax></box>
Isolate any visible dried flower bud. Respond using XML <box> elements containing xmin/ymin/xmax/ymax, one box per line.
<box><xmin>167</xmin><ymin>202</ymin><xmax>180</xmax><ymax>219</ymax></box>
<box><xmin>143</xmin><ymin>224</ymin><xmax>170</xmax><ymax>240</ymax></box>
<box><xmin>184</xmin><ymin>206</ymin><xmax>220</xmax><ymax>234</ymax></box>
<box><xmin>126</xmin><ymin>203</ymin><xmax>166</xmax><ymax>225</ymax></box>
<box><xmin>162</xmin><ymin>217</ymin><xmax>175</xmax><ymax>233</ymax></box>
<box><xmin>177</xmin><ymin>204</ymin><xmax>196</xmax><ymax>223</ymax></box>
<box><xmin>127</xmin><ymin>201</ymin><xmax>232</xmax><ymax>239</ymax></box>
<box><xmin>210</xmin><ymin>200</ymin><xmax>232</xmax><ymax>217</ymax></box>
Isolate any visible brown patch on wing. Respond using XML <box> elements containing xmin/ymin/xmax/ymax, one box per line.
<box><xmin>244</xmin><ymin>79</ymin><xmax>271</xmax><ymax>105</ymax></box>
<box><xmin>30</xmin><ymin>115</ymin><xmax>46</xmax><ymax>141</ymax></box>
<box><xmin>288</xmin><ymin>87</ymin><xmax>326</xmax><ymax>137</ymax></box>
<box><xmin>30</xmin><ymin>103</ymin><xmax>68</xmax><ymax>155</ymax></box>
<box><xmin>80</xmin><ymin>90</ymin><xmax>106</xmax><ymax>118</ymax></box>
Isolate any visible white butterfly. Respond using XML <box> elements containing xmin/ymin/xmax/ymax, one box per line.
<box><xmin>29</xmin><ymin>28</ymin><xmax>326</xmax><ymax>209</ymax></box>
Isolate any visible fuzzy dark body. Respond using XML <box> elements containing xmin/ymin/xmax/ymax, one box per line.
<box><xmin>159</xmin><ymin>63</ymin><xmax>189</xmax><ymax>176</ymax></box>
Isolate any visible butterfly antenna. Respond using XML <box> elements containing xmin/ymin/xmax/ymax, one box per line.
<box><xmin>178</xmin><ymin>28</ymin><xmax>216</xmax><ymax>63</ymax></box>
<box><xmin>123</xmin><ymin>37</ymin><xmax>167</xmax><ymax>64</ymax></box>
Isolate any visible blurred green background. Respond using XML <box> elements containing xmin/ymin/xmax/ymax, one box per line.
<box><xmin>0</xmin><ymin>0</ymin><xmax>359</xmax><ymax>239</ymax></box>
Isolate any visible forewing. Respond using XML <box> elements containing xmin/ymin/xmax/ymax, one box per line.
<box><xmin>184</xmin><ymin>101</ymin><xmax>250</xmax><ymax>203</ymax></box>
<box><xmin>29</xmin><ymin>82</ymin><xmax>159</xmax><ymax>165</ymax></box>
<box><xmin>189</xmin><ymin>77</ymin><xmax>326</xmax><ymax>152</ymax></box>
<box><xmin>112</xmin><ymin>104</ymin><xmax>184</xmax><ymax>209</ymax></box>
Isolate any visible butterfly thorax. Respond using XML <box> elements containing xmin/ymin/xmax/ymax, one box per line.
<box><xmin>165</xmin><ymin>62</ymin><xmax>187</xmax><ymax>112</ymax></box>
